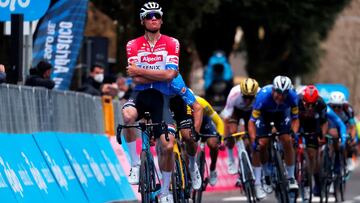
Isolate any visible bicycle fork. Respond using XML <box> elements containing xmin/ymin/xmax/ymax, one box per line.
<box><xmin>237</xmin><ymin>140</ymin><xmax>255</xmax><ymax>183</ymax></box>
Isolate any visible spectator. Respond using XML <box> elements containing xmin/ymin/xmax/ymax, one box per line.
<box><xmin>25</xmin><ymin>61</ymin><xmax>55</xmax><ymax>89</ymax></box>
<box><xmin>0</xmin><ymin>64</ymin><xmax>6</xmax><ymax>84</ymax></box>
<box><xmin>78</xmin><ymin>64</ymin><xmax>105</xmax><ymax>96</ymax></box>
<box><xmin>116</xmin><ymin>73</ymin><xmax>133</xmax><ymax>101</ymax></box>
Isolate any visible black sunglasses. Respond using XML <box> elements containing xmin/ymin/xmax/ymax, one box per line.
<box><xmin>144</xmin><ymin>12</ymin><xmax>162</xmax><ymax>20</ymax></box>
<box><xmin>242</xmin><ymin>95</ymin><xmax>255</xmax><ymax>100</ymax></box>
<box><xmin>274</xmin><ymin>88</ymin><xmax>289</xmax><ymax>95</ymax></box>
<box><xmin>331</xmin><ymin>104</ymin><xmax>342</xmax><ymax>109</ymax></box>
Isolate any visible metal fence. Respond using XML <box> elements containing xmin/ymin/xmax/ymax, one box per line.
<box><xmin>0</xmin><ymin>84</ymin><xmax>104</xmax><ymax>134</ymax></box>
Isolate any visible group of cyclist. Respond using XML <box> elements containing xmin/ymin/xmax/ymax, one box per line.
<box><xmin>119</xmin><ymin>2</ymin><xmax>358</xmax><ymax>203</ymax></box>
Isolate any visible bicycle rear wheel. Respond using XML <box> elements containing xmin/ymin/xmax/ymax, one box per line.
<box><xmin>140</xmin><ymin>151</ymin><xmax>151</xmax><ymax>203</ymax></box>
<box><xmin>192</xmin><ymin>151</ymin><xmax>205</xmax><ymax>203</ymax></box>
<box><xmin>240</xmin><ymin>152</ymin><xmax>257</xmax><ymax>203</ymax></box>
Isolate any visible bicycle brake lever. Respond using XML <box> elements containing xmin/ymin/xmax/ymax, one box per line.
<box><xmin>116</xmin><ymin>125</ymin><xmax>122</xmax><ymax>145</ymax></box>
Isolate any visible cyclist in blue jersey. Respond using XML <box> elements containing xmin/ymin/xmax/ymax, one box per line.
<box><xmin>171</xmin><ymin>74</ymin><xmax>226</xmax><ymax>186</ymax></box>
<box><xmin>327</xmin><ymin>91</ymin><xmax>354</xmax><ymax>175</ymax></box>
<box><xmin>248</xmin><ymin>76</ymin><xmax>300</xmax><ymax>199</ymax></box>
<box><xmin>169</xmin><ymin>74</ymin><xmax>203</xmax><ymax>189</ymax></box>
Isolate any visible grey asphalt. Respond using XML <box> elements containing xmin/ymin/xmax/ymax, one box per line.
<box><xmin>203</xmin><ymin>160</ymin><xmax>360</xmax><ymax>203</ymax></box>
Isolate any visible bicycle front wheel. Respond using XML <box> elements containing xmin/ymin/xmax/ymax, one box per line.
<box><xmin>274</xmin><ymin>149</ymin><xmax>290</xmax><ymax>203</ymax></box>
<box><xmin>192</xmin><ymin>151</ymin><xmax>205</xmax><ymax>203</ymax></box>
<box><xmin>240</xmin><ymin>152</ymin><xmax>257</xmax><ymax>203</ymax></box>
<box><xmin>140</xmin><ymin>151</ymin><xmax>151</xmax><ymax>203</ymax></box>
<box><xmin>172</xmin><ymin>155</ymin><xmax>188</xmax><ymax>203</ymax></box>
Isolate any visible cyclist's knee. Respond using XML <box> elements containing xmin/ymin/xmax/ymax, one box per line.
<box><xmin>328</xmin><ymin>128</ymin><xmax>339</xmax><ymax>138</ymax></box>
<box><xmin>207</xmin><ymin>138</ymin><xmax>218</xmax><ymax>150</ymax></box>
<box><xmin>122</xmin><ymin>107</ymin><xmax>137</xmax><ymax>124</ymax></box>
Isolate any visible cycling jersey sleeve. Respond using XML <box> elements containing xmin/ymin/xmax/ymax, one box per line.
<box><xmin>345</xmin><ymin>104</ymin><xmax>356</xmax><ymax>125</ymax></box>
<box><xmin>250</xmin><ymin>95</ymin><xmax>262</xmax><ymax>122</ymax></box>
<box><xmin>220</xmin><ymin>86</ymin><xmax>237</xmax><ymax>119</ymax></box>
<box><xmin>289</xmin><ymin>90</ymin><xmax>299</xmax><ymax>119</ymax></box>
<box><xmin>327</xmin><ymin>107</ymin><xmax>348</xmax><ymax>145</ymax></box>
<box><xmin>126</xmin><ymin>39</ymin><xmax>139</xmax><ymax>64</ymax></box>
<box><xmin>165</xmin><ymin>37</ymin><xmax>180</xmax><ymax>71</ymax></box>
<box><xmin>171</xmin><ymin>75</ymin><xmax>195</xmax><ymax>105</ymax></box>
<box><xmin>197</xmin><ymin>96</ymin><xmax>225</xmax><ymax>136</ymax></box>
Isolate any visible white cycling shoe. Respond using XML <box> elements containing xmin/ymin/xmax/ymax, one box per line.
<box><xmin>209</xmin><ymin>170</ymin><xmax>218</xmax><ymax>186</ymax></box>
<box><xmin>160</xmin><ymin>194</ymin><xmax>174</xmax><ymax>203</ymax></box>
<box><xmin>190</xmin><ymin>163</ymin><xmax>202</xmax><ymax>190</ymax></box>
<box><xmin>227</xmin><ymin>160</ymin><xmax>237</xmax><ymax>175</ymax></box>
<box><xmin>255</xmin><ymin>184</ymin><xmax>267</xmax><ymax>199</ymax></box>
<box><xmin>128</xmin><ymin>165</ymin><xmax>140</xmax><ymax>185</ymax></box>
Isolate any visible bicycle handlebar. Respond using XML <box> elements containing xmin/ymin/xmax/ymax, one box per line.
<box><xmin>116</xmin><ymin>121</ymin><xmax>169</xmax><ymax>144</ymax></box>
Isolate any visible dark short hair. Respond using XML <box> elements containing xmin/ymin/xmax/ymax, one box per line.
<box><xmin>36</xmin><ymin>61</ymin><xmax>52</xmax><ymax>74</ymax></box>
<box><xmin>90</xmin><ymin>63</ymin><xmax>104</xmax><ymax>72</ymax></box>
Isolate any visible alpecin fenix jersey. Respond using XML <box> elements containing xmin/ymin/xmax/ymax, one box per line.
<box><xmin>126</xmin><ymin>34</ymin><xmax>180</xmax><ymax>95</ymax></box>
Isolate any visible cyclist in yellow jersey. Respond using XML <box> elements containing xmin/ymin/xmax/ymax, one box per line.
<box><xmin>195</xmin><ymin>95</ymin><xmax>225</xmax><ymax>186</ymax></box>
<box><xmin>171</xmin><ymin>74</ymin><xmax>224</xmax><ymax>186</ymax></box>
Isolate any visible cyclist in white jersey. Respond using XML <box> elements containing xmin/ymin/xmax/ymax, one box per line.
<box><xmin>220</xmin><ymin>78</ymin><xmax>259</xmax><ymax>174</ymax></box>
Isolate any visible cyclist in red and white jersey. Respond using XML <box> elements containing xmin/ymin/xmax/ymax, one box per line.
<box><xmin>122</xmin><ymin>2</ymin><xmax>179</xmax><ymax>202</ymax></box>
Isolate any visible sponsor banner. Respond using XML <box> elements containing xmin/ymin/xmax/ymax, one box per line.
<box><xmin>0</xmin><ymin>133</ymin><xmax>57</xmax><ymax>202</ymax></box>
<box><xmin>57</xmin><ymin>133</ymin><xmax>124</xmax><ymax>202</ymax></box>
<box><xmin>0</xmin><ymin>0</ymin><xmax>50</xmax><ymax>21</ymax></box>
<box><xmin>315</xmin><ymin>83</ymin><xmax>350</xmax><ymax>103</ymax></box>
<box><xmin>32</xmin><ymin>0</ymin><xmax>88</xmax><ymax>90</ymax></box>
<box><xmin>95</xmin><ymin>135</ymin><xmax>137</xmax><ymax>201</ymax></box>
<box><xmin>33</xmin><ymin>132</ymin><xmax>88</xmax><ymax>203</ymax></box>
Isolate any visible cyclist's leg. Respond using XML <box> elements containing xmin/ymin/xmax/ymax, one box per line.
<box><xmin>122</xmin><ymin>92</ymin><xmax>141</xmax><ymax>184</ymax></box>
<box><xmin>277</xmin><ymin>113</ymin><xmax>296</xmax><ymax>181</ymax></box>
<box><xmin>225</xmin><ymin>110</ymin><xmax>240</xmax><ymax>174</ymax></box>
<box><xmin>207</xmin><ymin>136</ymin><xmax>219</xmax><ymax>186</ymax></box>
<box><xmin>152</xmin><ymin>92</ymin><xmax>175</xmax><ymax>197</ymax></box>
<box><xmin>253</xmin><ymin>117</ymin><xmax>270</xmax><ymax>199</ymax></box>
<box><xmin>170</xmin><ymin>96</ymin><xmax>197</xmax><ymax>168</ymax></box>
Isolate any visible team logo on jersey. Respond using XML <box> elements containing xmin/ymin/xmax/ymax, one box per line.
<box><xmin>167</xmin><ymin>56</ymin><xmax>179</xmax><ymax>64</ymax></box>
<box><xmin>141</xmin><ymin>54</ymin><xmax>163</xmax><ymax>64</ymax></box>
<box><xmin>180</xmin><ymin>87</ymin><xmax>186</xmax><ymax>94</ymax></box>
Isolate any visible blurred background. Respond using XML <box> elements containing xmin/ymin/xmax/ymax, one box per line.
<box><xmin>0</xmin><ymin>0</ymin><xmax>359</xmax><ymax>112</ymax></box>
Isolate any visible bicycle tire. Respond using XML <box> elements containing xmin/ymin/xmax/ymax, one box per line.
<box><xmin>140</xmin><ymin>151</ymin><xmax>151</xmax><ymax>203</ymax></box>
<box><xmin>274</xmin><ymin>148</ymin><xmax>290</xmax><ymax>203</ymax></box>
<box><xmin>181</xmin><ymin>156</ymin><xmax>191</xmax><ymax>202</ymax></box>
<box><xmin>320</xmin><ymin>147</ymin><xmax>332</xmax><ymax>203</ymax></box>
<box><xmin>240</xmin><ymin>152</ymin><xmax>257</xmax><ymax>203</ymax></box>
<box><xmin>172</xmin><ymin>156</ymin><xmax>188</xmax><ymax>203</ymax></box>
<box><xmin>192</xmin><ymin>151</ymin><xmax>205</xmax><ymax>203</ymax></box>
<box><xmin>336</xmin><ymin>152</ymin><xmax>346</xmax><ymax>202</ymax></box>
<box><xmin>296</xmin><ymin>152</ymin><xmax>313</xmax><ymax>203</ymax></box>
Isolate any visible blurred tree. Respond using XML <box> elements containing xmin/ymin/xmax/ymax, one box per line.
<box><xmin>90</xmin><ymin>0</ymin><xmax>350</xmax><ymax>84</ymax></box>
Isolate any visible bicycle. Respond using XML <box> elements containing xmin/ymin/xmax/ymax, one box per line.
<box><xmin>294</xmin><ymin>132</ymin><xmax>315</xmax><ymax>203</ymax></box>
<box><xmin>192</xmin><ymin>133</ymin><xmax>220</xmax><ymax>203</ymax></box>
<box><xmin>226</xmin><ymin>131</ymin><xmax>257</xmax><ymax>203</ymax></box>
<box><xmin>171</xmin><ymin>125</ymin><xmax>193</xmax><ymax>203</ymax></box>
<box><xmin>256</xmin><ymin>122</ymin><xmax>291</xmax><ymax>203</ymax></box>
<box><xmin>319</xmin><ymin>134</ymin><xmax>348</xmax><ymax>203</ymax></box>
<box><xmin>117</xmin><ymin>112</ymin><xmax>169</xmax><ymax>203</ymax></box>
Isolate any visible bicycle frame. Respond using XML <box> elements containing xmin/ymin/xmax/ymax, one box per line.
<box><xmin>235</xmin><ymin>134</ymin><xmax>255</xmax><ymax>183</ymax></box>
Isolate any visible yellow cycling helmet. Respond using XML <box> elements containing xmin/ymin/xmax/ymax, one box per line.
<box><xmin>240</xmin><ymin>78</ymin><xmax>259</xmax><ymax>96</ymax></box>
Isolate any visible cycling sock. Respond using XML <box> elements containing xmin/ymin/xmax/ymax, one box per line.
<box><xmin>254</xmin><ymin>166</ymin><xmax>262</xmax><ymax>185</ymax></box>
<box><xmin>227</xmin><ymin>148</ymin><xmax>235</xmax><ymax>162</ymax></box>
<box><xmin>161</xmin><ymin>171</ymin><xmax>172</xmax><ymax>196</ymax></box>
<box><xmin>128</xmin><ymin>141</ymin><xmax>140</xmax><ymax>167</ymax></box>
<box><xmin>189</xmin><ymin>155</ymin><xmax>195</xmax><ymax>171</ymax></box>
<box><xmin>286</xmin><ymin>165</ymin><xmax>295</xmax><ymax>179</ymax></box>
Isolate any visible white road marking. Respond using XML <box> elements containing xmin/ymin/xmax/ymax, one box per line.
<box><xmin>222</xmin><ymin>196</ymin><xmax>248</xmax><ymax>201</ymax></box>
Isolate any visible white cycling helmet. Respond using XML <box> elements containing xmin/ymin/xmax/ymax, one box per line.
<box><xmin>328</xmin><ymin>91</ymin><xmax>346</xmax><ymax>105</ymax></box>
<box><xmin>139</xmin><ymin>2</ymin><xmax>163</xmax><ymax>20</ymax></box>
<box><xmin>273</xmin><ymin>75</ymin><xmax>292</xmax><ymax>92</ymax></box>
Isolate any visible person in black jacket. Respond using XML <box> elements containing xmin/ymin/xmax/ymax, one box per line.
<box><xmin>25</xmin><ymin>61</ymin><xmax>55</xmax><ymax>89</ymax></box>
<box><xmin>78</xmin><ymin>64</ymin><xmax>105</xmax><ymax>96</ymax></box>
